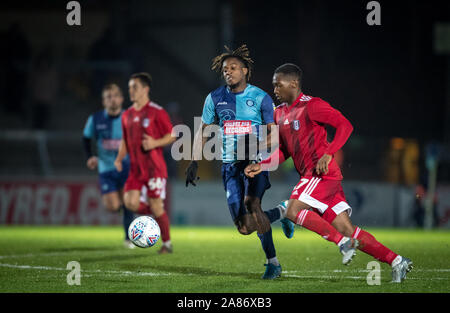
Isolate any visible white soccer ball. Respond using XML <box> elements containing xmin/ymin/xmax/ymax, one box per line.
<box><xmin>128</xmin><ymin>216</ymin><xmax>161</xmax><ymax>248</ymax></box>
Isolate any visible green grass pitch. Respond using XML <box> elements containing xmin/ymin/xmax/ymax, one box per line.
<box><xmin>0</xmin><ymin>226</ymin><xmax>449</xmax><ymax>293</ymax></box>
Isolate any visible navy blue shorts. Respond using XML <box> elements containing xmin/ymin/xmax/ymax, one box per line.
<box><xmin>221</xmin><ymin>161</ymin><xmax>271</xmax><ymax>222</ymax></box>
<box><xmin>98</xmin><ymin>163</ymin><xmax>130</xmax><ymax>195</ymax></box>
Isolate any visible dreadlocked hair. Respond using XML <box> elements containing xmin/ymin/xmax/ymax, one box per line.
<box><xmin>211</xmin><ymin>44</ymin><xmax>254</xmax><ymax>81</ymax></box>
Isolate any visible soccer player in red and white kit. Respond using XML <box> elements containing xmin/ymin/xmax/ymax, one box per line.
<box><xmin>115</xmin><ymin>72</ymin><xmax>176</xmax><ymax>254</ymax></box>
<box><xmin>245</xmin><ymin>64</ymin><xmax>413</xmax><ymax>282</ymax></box>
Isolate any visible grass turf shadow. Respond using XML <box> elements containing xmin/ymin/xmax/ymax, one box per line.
<box><xmin>120</xmin><ymin>263</ymin><xmax>262</xmax><ymax>280</ymax></box>
<box><xmin>118</xmin><ymin>263</ymin><xmax>359</xmax><ymax>283</ymax></box>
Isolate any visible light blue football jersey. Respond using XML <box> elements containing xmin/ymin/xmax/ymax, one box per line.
<box><xmin>201</xmin><ymin>84</ymin><xmax>274</xmax><ymax>163</ymax></box>
<box><xmin>83</xmin><ymin>109</ymin><xmax>130</xmax><ymax>173</ymax></box>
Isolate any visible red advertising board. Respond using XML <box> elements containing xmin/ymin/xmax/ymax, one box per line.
<box><xmin>0</xmin><ymin>180</ymin><xmax>121</xmax><ymax>225</ymax></box>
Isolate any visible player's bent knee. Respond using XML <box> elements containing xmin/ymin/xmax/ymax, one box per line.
<box><xmin>243</xmin><ymin>198</ymin><xmax>253</xmax><ymax>211</ymax></box>
<box><xmin>148</xmin><ymin>198</ymin><xmax>164</xmax><ymax>217</ymax></box>
<box><xmin>247</xmin><ymin>204</ymin><xmax>262</xmax><ymax>215</ymax></box>
<box><xmin>243</xmin><ymin>198</ymin><xmax>261</xmax><ymax>214</ymax></box>
<box><xmin>237</xmin><ymin>225</ymin><xmax>251</xmax><ymax>235</ymax></box>
<box><xmin>286</xmin><ymin>200</ymin><xmax>309</xmax><ymax>222</ymax></box>
<box><xmin>286</xmin><ymin>206</ymin><xmax>300</xmax><ymax>222</ymax></box>
<box><xmin>234</xmin><ymin>217</ymin><xmax>253</xmax><ymax>235</ymax></box>
<box><xmin>105</xmin><ymin>203</ymin><xmax>121</xmax><ymax>212</ymax></box>
<box><xmin>339</xmin><ymin>225</ymin><xmax>355</xmax><ymax>237</ymax></box>
<box><xmin>332</xmin><ymin>212</ymin><xmax>355</xmax><ymax>237</ymax></box>
<box><xmin>102</xmin><ymin>194</ymin><xmax>121</xmax><ymax>212</ymax></box>
<box><xmin>124</xmin><ymin>197</ymin><xmax>140</xmax><ymax>212</ymax></box>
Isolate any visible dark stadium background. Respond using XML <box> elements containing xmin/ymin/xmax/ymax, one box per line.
<box><xmin>0</xmin><ymin>0</ymin><xmax>449</xmax><ymax>228</ymax></box>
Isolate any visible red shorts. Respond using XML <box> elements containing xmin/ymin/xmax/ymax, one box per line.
<box><xmin>289</xmin><ymin>176</ymin><xmax>351</xmax><ymax>223</ymax></box>
<box><xmin>124</xmin><ymin>174</ymin><xmax>167</xmax><ymax>200</ymax></box>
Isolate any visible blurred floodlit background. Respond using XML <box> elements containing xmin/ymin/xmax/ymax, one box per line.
<box><xmin>0</xmin><ymin>0</ymin><xmax>449</xmax><ymax>228</ymax></box>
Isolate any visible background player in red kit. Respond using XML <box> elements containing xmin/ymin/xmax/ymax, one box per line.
<box><xmin>245</xmin><ymin>63</ymin><xmax>413</xmax><ymax>282</ymax></box>
<box><xmin>115</xmin><ymin>72</ymin><xmax>176</xmax><ymax>254</ymax></box>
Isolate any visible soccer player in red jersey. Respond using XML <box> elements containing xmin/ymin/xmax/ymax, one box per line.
<box><xmin>245</xmin><ymin>63</ymin><xmax>413</xmax><ymax>282</ymax></box>
<box><xmin>115</xmin><ymin>72</ymin><xmax>176</xmax><ymax>254</ymax></box>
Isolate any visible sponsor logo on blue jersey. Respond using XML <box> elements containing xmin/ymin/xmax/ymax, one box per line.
<box><xmin>201</xmin><ymin>84</ymin><xmax>275</xmax><ymax>163</ymax></box>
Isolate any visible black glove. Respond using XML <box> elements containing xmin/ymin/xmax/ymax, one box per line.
<box><xmin>185</xmin><ymin>161</ymin><xmax>200</xmax><ymax>187</ymax></box>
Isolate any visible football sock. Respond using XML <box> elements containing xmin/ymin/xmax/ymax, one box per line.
<box><xmin>137</xmin><ymin>202</ymin><xmax>151</xmax><ymax>215</ymax></box>
<box><xmin>122</xmin><ymin>205</ymin><xmax>134</xmax><ymax>240</ymax></box>
<box><xmin>162</xmin><ymin>240</ymin><xmax>172</xmax><ymax>248</ymax></box>
<box><xmin>295</xmin><ymin>209</ymin><xmax>343</xmax><ymax>245</ymax></box>
<box><xmin>391</xmin><ymin>255</ymin><xmax>403</xmax><ymax>267</ymax></box>
<box><xmin>351</xmin><ymin>227</ymin><xmax>398</xmax><ymax>265</ymax></box>
<box><xmin>155</xmin><ymin>211</ymin><xmax>171</xmax><ymax>242</ymax></box>
<box><xmin>268</xmin><ymin>256</ymin><xmax>280</xmax><ymax>266</ymax></box>
<box><xmin>279</xmin><ymin>205</ymin><xmax>287</xmax><ymax>219</ymax></box>
<box><xmin>337</xmin><ymin>237</ymin><xmax>350</xmax><ymax>247</ymax></box>
<box><xmin>257</xmin><ymin>228</ymin><xmax>276</xmax><ymax>260</ymax></box>
<box><xmin>264</xmin><ymin>207</ymin><xmax>281</xmax><ymax>223</ymax></box>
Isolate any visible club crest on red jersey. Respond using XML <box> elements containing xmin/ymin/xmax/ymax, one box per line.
<box><xmin>293</xmin><ymin>120</ymin><xmax>300</xmax><ymax>131</ymax></box>
<box><xmin>142</xmin><ymin>118</ymin><xmax>150</xmax><ymax>128</ymax></box>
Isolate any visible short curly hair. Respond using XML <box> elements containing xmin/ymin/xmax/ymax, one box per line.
<box><xmin>274</xmin><ymin>63</ymin><xmax>303</xmax><ymax>85</ymax></box>
<box><xmin>211</xmin><ymin>44</ymin><xmax>254</xmax><ymax>81</ymax></box>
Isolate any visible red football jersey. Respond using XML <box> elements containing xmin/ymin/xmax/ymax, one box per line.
<box><xmin>273</xmin><ymin>93</ymin><xmax>353</xmax><ymax>180</ymax></box>
<box><xmin>122</xmin><ymin>101</ymin><xmax>173</xmax><ymax>181</ymax></box>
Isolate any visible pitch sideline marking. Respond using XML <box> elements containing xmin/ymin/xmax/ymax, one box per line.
<box><xmin>1</xmin><ymin>253</ymin><xmax>449</xmax><ymax>273</ymax></box>
<box><xmin>0</xmin><ymin>263</ymin><xmax>171</xmax><ymax>277</ymax></box>
<box><xmin>283</xmin><ymin>269</ymin><xmax>450</xmax><ymax>273</ymax></box>
<box><xmin>282</xmin><ymin>274</ymin><xmax>449</xmax><ymax>281</ymax></box>
<box><xmin>0</xmin><ymin>262</ymin><xmax>449</xmax><ymax>281</ymax></box>
<box><xmin>1</xmin><ymin>254</ymin><xmax>450</xmax><ymax>273</ymax></box>
<box><xmin>0</xmin><ymin>251</ymin><xmax>450</xmax><ymax>280</ymax></box>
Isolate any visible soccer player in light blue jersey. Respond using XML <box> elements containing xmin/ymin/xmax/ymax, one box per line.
<box><xmin>82</xmin><ymin>83</ymin><xmax>135</xmax><ymax>248</ymax></box>
<box><xmin>185</xmin><ymin>45</ymin><xmax>295</xmax><ymax>279</ymax></box>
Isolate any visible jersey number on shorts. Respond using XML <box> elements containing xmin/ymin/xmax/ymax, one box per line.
<box><xmin>148</xmin><ymin>178</ymin><xmax>164</xmax><ymax>190</ymax></box>
<box><xmin>293</xmin><ymin>178</ymin><xmax>309</xmax><ymax>191</ymax></box>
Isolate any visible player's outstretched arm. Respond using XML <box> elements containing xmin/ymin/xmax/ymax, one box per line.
<box><xmin>308</xmin><ymin>99</ymin><xmax>353</xmax><ymax>154</ymax></box>
<box><xmin>308</xmin><ymin>99</ymin><xmax>353</xmax><ymax>175</ymax></box>
<box><xmin>114</xmin><ymin>139</ymin><xmax>127</xmax><ymax>172</ymax></box>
